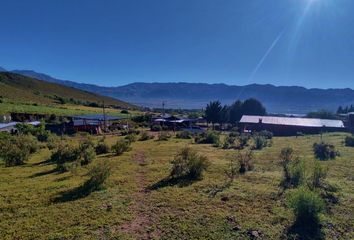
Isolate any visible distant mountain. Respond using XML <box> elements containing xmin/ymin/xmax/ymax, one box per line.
<box><xmin>0</xmin><ymin>72</ymin><xmax>135</xmax><ymax>109</ymax></box>
<box><xmin>4</xmin><ymin>67</ymin><xmax>354</xmax><ymax>113</ymax></box>
<box><xmin>0</xmin><ymin>66</ymin><xmax>6</xmax><ymax>72</ymax></box>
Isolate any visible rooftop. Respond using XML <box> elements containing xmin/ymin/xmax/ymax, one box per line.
<box><xmin>71</xmin><ymin>115</ymin><xmax>127</xmax><ymax>121</ymax></box>
<box><xmin>240</xmin><ymin>115</ymin><xmax>345</xmax><ymax>128</ymax></box>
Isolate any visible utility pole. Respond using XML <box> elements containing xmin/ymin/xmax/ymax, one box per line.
<box><xmin>103</xmin><ymin>101</ymin><xmax>107</xmax><ymax>132</ymax></box>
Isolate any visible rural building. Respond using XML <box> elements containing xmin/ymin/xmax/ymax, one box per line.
<box><xmin>67</xmin><ymin>115</ymin><xmax>127</xmax><ymax>134</ymax></box>
<box><xmin>152</xmin><ymin>115</ymin><xmax>202</xmax><ymax>131</ymax></box>
<box><xmin>239</xmin><ymin>115</ymin><xmax>345</xmax><ymax>136</ymax></box>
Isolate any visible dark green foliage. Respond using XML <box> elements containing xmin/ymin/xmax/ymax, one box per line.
<box><xmin>139</xmin><ymin>131</ymin><xmax>154</xmax><ymax>141</ymax></box>
<box><xmin>280</xmin><ymin>147</ymin><xmax>295</xmax><ymax>188</ymax></box>
<box><xmin>205</xmin><ymin>101</ymin><xmax>222</xmax><ymax>127</ymax></box>
<box><xmin>46</xmin><ymin>134</ymin><xmax>60</xmax><ymax>150</ymax></box>
<box><xmin>287</xmin><ymin>188</ymin><xmax>325</xmax><ymax>225</ymax></box>
<box><xmin>337</xmin><ymin>104</ymin><xmax>354</xmax><ymax>114</ymax></box>
<box><xmin>195</xmin><ymin>131</ymin><xmax>220</xmax><ymax>145</ymax></box>
<box><xmin>112</xmin><ymin>139</ymin><xmax>131</xmax><ymax>156</ymax></box>
<box><xmin>229</xmin><ymin>100</ymin><xmax>243</xmax><ymax>124</ymax></box>
<box><xmin>120</xmin><ymin>109</ymin><xmax>129</xmax><ymax>114</ymax></box>
<box><xmin>237</xmin><ymin>150</ymin><xmax>254</xmax><ymax>174</ymax></box>
<box><xmin>176</xmin><ymin>131</ymin><xmax>193</xmax><ymax>139</ymax></box>
<box><xmin>170</xmin><ymin>147</ymin><xmax>209</xmax><ymax>180</ymax></box>
<box><xmin>151</xmin><ymin>124</ymin><xmax>162</xmax><ymax>132</ymax></box>
<box><xmin>241</xmin><ymin>98</ymin><xmax>266</xmax><ymax>116</ymax></box>
<box><xmin>313</xmin><ymin>142</ymin><xmax>339</xmax><ymax>160</ymax></box>
<box><xmin>258</xmin><ymin>130</ymin><xmax>273</xmax><ymax>139</ymax></box>
<box><xmin>237</xmin><ymin>134</ymin><xmax>250</xmax><ymax>149</ymax></box>
<box><xmin>222</xmin><ymin>135</ymin><xmax>236</xmax><ymax>149</ymax></box>
<box><xmin>16</xmin><ymin>122</ymin><xmax>51</xmax><ymax>142</ymax></box>
<box><xmin>306</xmin><ymin>110</ymin><xmax>336</xmax><ymax>119</ymax></box>
<box><xmin>95</xmin><ymin>141</ymin><xmax>110</xmax><ymax>155</ymax></box>
<box><xmin>344</xmin><ymin>135</ymin><xmax>354</xmax><ymax>147</ymax></box>
<box><xmin>0</xmin><ymin>135</ymin><xmax>38</xmax><ymax>166</ymax></box>
<box><xmin>288</xmin><ymin>159</ymin><xmax>306</xmax><ymax>188</ymax></box>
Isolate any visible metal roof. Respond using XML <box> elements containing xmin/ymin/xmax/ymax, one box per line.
<box><xmin>240</xmin><ymin>115</ymin><xmax>345</xmax><ymax>128</ymax></box>
<box><xmin>0</xmin><ymin>121</ymin><xmax>41</xmax><ymax>130</ymax></box>
<box><xmin>71</xmin><ymin>115</ymin><xmax>126</xmax><ymax>121</ymax></box>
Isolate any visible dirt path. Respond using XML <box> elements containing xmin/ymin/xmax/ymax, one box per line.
<box><xmin>118</xmin><ymin>151</ymin><xmax>156</xmax><ymax>239</ymax></box>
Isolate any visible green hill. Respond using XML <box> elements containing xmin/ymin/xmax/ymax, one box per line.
<box><xmin>0</xmin><ymin>72</ymin><xmax>136</xmax><ymax>110</ymax></box>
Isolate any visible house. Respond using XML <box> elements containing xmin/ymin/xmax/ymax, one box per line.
<box><xmin>239</xmin><ymin>115</ymin><xmax>345</xmax><ymax>136</ymax></box>
<box><xmin>152</xmin><ymin>115</ymin><xmax>201</xmax><ymax>131</ymax></box>
<box><xmin>67</xmin><ymin>115</ymin><xmax>127</xmax><ymax>134</ymax></box>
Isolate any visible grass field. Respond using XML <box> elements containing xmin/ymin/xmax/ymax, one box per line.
<box><xmin>0</xmin><ymin>102</ymin><xmax>140</xmax><ymax>117</ymax></box>
<box><xmin>0</xmin><ymin>132</ymin><xmax>353</xmax><ymax>239</ymax></box>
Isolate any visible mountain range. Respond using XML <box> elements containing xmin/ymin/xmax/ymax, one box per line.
<box><xmin>1</xmin><ymin>67</ymin><xmax>354</xmax><ymax>113</ymax></box>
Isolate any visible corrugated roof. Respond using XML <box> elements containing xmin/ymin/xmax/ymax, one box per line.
<box><xmin>71</xmin><ymin>115</ymin><xmax>126</xmax><ymax>121</ymax></box>
<box><xmin>0</xmin><ymin>121</ymin><xmax>41</xmax><ymax>129</ymax></box>
<box><xmin>240</xmin><ymin>115</ymin><xmax>345</xmax><ymax>128</ymax></box>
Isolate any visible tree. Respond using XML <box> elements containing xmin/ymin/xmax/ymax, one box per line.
<box><xmin>219</xmin><ymin>105</ymin><xmax>230</xmax><ymax>127</ymax></box>
<box><xmin>229</xmin><ymin>100</ymin><xmax>243</xmax><ymax>124</ymax></box>
<box><xmin>241</xmin><ymin>98</ymin><xmax>266</xmax><ymax>116</ymax></box>
<box><xmin>205</xmin><ymin>101</ymin><xmax>222</xmax><ymax>129</ymax></box>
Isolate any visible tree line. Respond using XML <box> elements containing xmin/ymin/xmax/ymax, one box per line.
<box><xmin>337</xmin><ymin>105</ymin><xmax>354</xmax><ymax>114</ymax></box>
<box><xmin>205</xmin><ymin>98</ymin><xmax>266</xmax><ymax>127</ymax></box>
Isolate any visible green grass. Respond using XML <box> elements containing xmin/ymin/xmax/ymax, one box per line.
<box><xmin>0</xmin><ymin>132</ymin><xmax>353</xmax><ymax>239</ymax></box>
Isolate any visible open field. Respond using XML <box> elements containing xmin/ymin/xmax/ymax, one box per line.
<box><xmin>0</xmin><ymin>102</ymin><xmax>141</xmax><ymax>116</ymax></box>
<box><xmin>0</xmin><ymin>132</ymin><xmax>353</xmax><ymax>239</ymax></box>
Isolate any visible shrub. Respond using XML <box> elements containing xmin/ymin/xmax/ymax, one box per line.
<box><xmin>170</xmin><ymin>147</ymin><xmax>209</xmax><ymax>180</ymax></box>
<box><xmin>308</xmin><ymin>161</ymin><xmax>328</xmax><ymax>190</ymax></box>
<box><xmin>280</xmin><ymin>147</ymin><xmax>295</xmax><ymax>188</ymax></box>
<box><xmin>51</xmin><ymin>144</ymin><xmax>80</xmax><ymax>171</ymax></box>
<box><xmin>258</xmin><ymin>130</ymin><xmax>273</xmax><ymax>139</ymax></box>
<box><xmin>125</xmin><ymin>134</ymin><xmax>137</xmax><ymax>143</ymax></box>
<box><xmin>82</xmin><ymin>162</ymin><xmax>111</xmax><ymax>193</ymax></box>
<box><xmin>229</xmin><ymin>131</ymin><xmax>239</xmax><ymax>138</ymax></box>
<box><xmin>157</xmin><ymin>131</ymin><xmax>171</xmax><ymax>141</ymax></box>
<box><xmin>95</xmin><ymin>141</ymin><xmax>110</xmax><ymax>155</ymax></box>
<box><xmin>80</xmin><ymin>146</ymin><xmax>96</xmax><ymax>166</ymax></box>
<box><xmin>195</xmin><ymin>131</ymin><xmax>220</xmax><ymax>145</ymax></box>
<box><xmin>288</xmin><ymin>159</ymin><xmax>306</xmax><ymax>188</ymax></box>
<box><xmin>120</xmin><ymin>109</ymin><xmax>129</xmax><ymax>114</ymax></box>
<box><xmin>237</xmin><ymin>150</ymin><xmax>254</xmax><ymax>174</ymax></box>
<box><xmin>112</xmin><ymin>139</ymin><xmax>131</xmax><ymax>156</ymax></box>
<box><xmin>222</xmin><ymin>135</ymin><xmax>236</xmax><ymax>149</ymax></box>
<box><xmin>313</xmin><ymin>142</ymin><xmax>339</xmax><ymax>160</ymax></box>
<box><xmin>345</xmin><ymin>135</ymin><xmax>354</xmax><ymax>147</ymax></box>
<box><xmin>286</xmin><ymin>188</ymin><xmax>325</xmax><ymax>225</ymax></box>
<box><xmin>151</xmin><ymin>124</ymin><xmax>162</xmax><ymax>132</ymax></box>
<box><xmin>237</xmin><ymin>134</ymin><xmax>250</xmax><ymax>149</ymax></box>
<box><xmin>0</xmin><ymin>135</ymin><xmax>38</xmax><ymax>166</ymax></box>
<box><xmin>139</xmin><ymin>131</ymin><xmax>154</xmax><ymax>141</ymax></box>
<box><xmin>176</xmin><ymin>131</ymin><xmax>193</xmax><ymax>139</ymax></box>
<box><xmin>46</xmin><ymin>134</ymin><xmax>60</xmax><ymax>150</ymax></box>
<box><xmin>252</xmin><ymin>135</ymin><xmax>268</xmax><ymax>150</ymax></box>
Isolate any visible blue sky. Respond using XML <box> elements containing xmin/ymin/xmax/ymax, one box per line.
<box><xmin>0</xmin><ymin>0</ymin><xmax>354</xmax><ymax>88</ymax></box>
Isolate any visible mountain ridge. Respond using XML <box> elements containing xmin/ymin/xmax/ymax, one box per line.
<box><xmin>2</xmin><ymin>67</ymin><xmax>354</xmax><ymax>113</ymax></box>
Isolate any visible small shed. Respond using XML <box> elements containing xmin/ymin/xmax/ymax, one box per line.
<box><xmin>68</xmin><ymin>115</ymin><xmax>127</xmax><ymax>134</ymax></box>
<box><xmin>239</xmin><ymin>115</ymin><xmax>345</xmax><ymax>136</ymax></box>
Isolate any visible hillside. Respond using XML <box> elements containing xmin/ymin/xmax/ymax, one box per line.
<box><xmin>0</xmin><ymin>72</ymin><xmax>135</xmax><ymax>109</ymax></box>
<box><xmin>6</xmin><ymin>68</ymin><xmax>354</xmax><ymax>113</ymax></box>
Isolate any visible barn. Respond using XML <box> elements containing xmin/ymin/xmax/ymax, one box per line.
<box><xmin>239</xmin><ymin>115</ymin><xmax>345</xmax><ymax>136</ymax></box>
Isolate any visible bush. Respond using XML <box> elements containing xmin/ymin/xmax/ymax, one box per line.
<box><xmin>112</xmin><ymin>139</ymin><xmax>131</xmax><ymax>156</ymax></box>
<box><xmin>170</xmin><ymin>147</ymin><xmax>209</xmax><ymax>180</ymax></box>
<box><xmin>313</xmin><ymin>142</ymin><xmax>339</xmax><ymax>160</ymax></box>
<box><xmin>345</xmin><ymin>135</ymin><xmax>354</xmax><ymax>147</ymax></box>
<box><xmin>95</xmin><ymin>141</ymin><xmax>110</xmax><ymax>155</ymax></box>
<box><xmin>308</xmin><ymin>161</ymin><xmax>328</xmax><ymax>190</ymax></box>
<box><xmin>222</xmin><ymin>135</ymin><xmax>236</xmax><ymax>149</ymax></box>
<box><xmin>176</xmin><ymin>131</ymin><xmax>193</xmax><ymax>139</ymax></box>
<box><xmin>0</xmin><ymin>135</ymin><xmax>38</xmax><ymax>166</ymax></box>
<box><xmin>82</xmin><ymin>162</ymin><xmax>111</xmax><ymax>193</ymax></box>
<box><xmin>121</xmin><ymin>109</ymin><xmax>129</xmax><ymax>114</ymax></box>
<box><xmin>288</xmin><ymin>159</ymin><xmax>306</xmax><ymax>188</ymax></box>
<box><xmin>287</xmin><ymin>188</ymin><xmax>325</xmax><ymax>225</ymax></box>
<box><xmin>280</xmin><ymin>147</ymin><xmax>295</xmax><ymax>188</ymax></box>
<box><xmin>252</xmin><ymin>135</ymin><xmax>268</xmax><ymax>150</ymax></box>
<box><xmin>195</xmin><ymin>131</ymin><xmax>220</xmax><ymax>145</ymax></box>
<box><xmin>151</xmin><ymin>124</ymin><xmax>162</xmax><ymax>132</ymax></box>
<box><xmin>80</xmin><ymin>146</ymin><xmax>96</xmax><ymax>166</ymax></box>
<box><xmin>125</xmin><ymin>134</ymin><xmax>137</xmax><ymax>143</ymax></box>
<box><xmin>46</xmin><ymin>134</ymin><xmax>60</xmax><ymax>150</ymax></box>
<box><xmin>157</xmin><ymin>131</ymin><xmax>171</xmax><ymax>141</ymax></box>
<box><xmin>236</xmin><ymin>134</ymin><xmax>250</xmax><ymax>149</ymax></box>
<box><xmin>237</xmin><ymin>150</ymin><xmax>254</xmax><ymax>174</ymax></box>
<box><xmin>258</xmin><ymin>130</ymin><xmax>273</xmax><ymax>139</ymax></box>
<box><xmin>51</xmin><ymin>144</ymin><xmax>80</xmax><ymax>171</ymax></box>
<box><xmin>139</xmin><ymin>131</ymin><xmax>154</xmax><ymax>141</ymax></box>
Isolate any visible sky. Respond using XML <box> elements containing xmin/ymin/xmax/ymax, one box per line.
<box><xmin>0</xmin><ymin>0</ymin><xmax>354</xmax><ymax>88</ymax></box>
